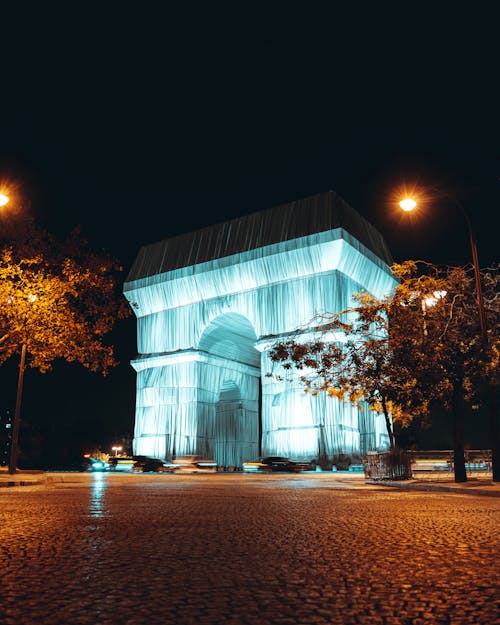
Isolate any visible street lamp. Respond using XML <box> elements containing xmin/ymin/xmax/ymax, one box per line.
<box><xmin>398</xmin><ymin>197</ymin><xmax>487</xmax><ymax>341</ymax></box>
<box><xmin>399</xmin><ymin>194</ymin><xmax>498</xmax><ymax>482</ymax></box>
<box><xmin>399</xmin><ymin>198</ymin><xmax>416</xmax><ymax>212</ymax></box>
<box><xmin>3</xmin><ymin>188</ymin><xmax>37</xmax><ymax>474</ymax></box>
<box><xmin>0</xmin><ymin>185</ymin><xmax>28</xmax><ymax>217</ymax></box>
<box><xmin>111</xmin><ymin>446</ymin><xmax>123</xmax><ymax>457</ymax></box>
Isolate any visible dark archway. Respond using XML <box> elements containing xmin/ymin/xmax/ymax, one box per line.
<box><xmin>215</xmin><ymin>381</ymin><xmax>244</xmax><ymax>468</ymax></box>
<box><xmin>198</xmin><ymin>313</ymin><xmax>260</xmax><ymax>467</ymax></box>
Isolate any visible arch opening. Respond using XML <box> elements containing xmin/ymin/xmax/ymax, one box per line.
<box><xmin>198</xmin><ymin>314</ymin><xmax>260</xmax><ymax>468</ymax></box>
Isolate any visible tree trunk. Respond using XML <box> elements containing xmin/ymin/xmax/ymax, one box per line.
<box><xmin>381</xmin><ymin>397</ymin><xmax>395</xmax><ymax>449</ymax></box>
<box><xmin>451</xmin><ymin>379</ymin><xmax>467</xmax><ymax>483</ymax></box>
<box><xmin>490</xmin><ymin>386</ymin><xmax>499</xmax><ymax>482</ymax></box>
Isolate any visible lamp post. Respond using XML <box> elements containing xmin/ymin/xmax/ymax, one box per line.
<box><xmin>8</xmin><ymin>343</ymin><xmax>27</xmax><ymax>474</ymax></box>
<box><xmin>399</xmin><ymin>195</ymin><xmax>497</xmax><ymax>482</ymax></box>
<box><xmin>7</xmin><ymin>294</ymin><xmax>37</xmax><ymax>474</ymax></box>
<box><xmin>2</xmin><ymin>190</ymin><xmax>37</xmax><ymax>474</ymax></box>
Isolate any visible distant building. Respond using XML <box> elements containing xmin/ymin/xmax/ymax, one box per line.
<box><xmin>124</xmin><ymin>192</ymin><xmax>397</xmax><ymax>467</ymax></box>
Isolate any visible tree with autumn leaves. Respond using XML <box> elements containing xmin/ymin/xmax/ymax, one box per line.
<box><xmin>0</xmin><ymin>219</ymin><xmax>130</xmax><ymax>472</ymax></box>
<box><xmin>270</xmin><ymin>260</ymin><xmax>499</xmax><ymax>483</ymax></box>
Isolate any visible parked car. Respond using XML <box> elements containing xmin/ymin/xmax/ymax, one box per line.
<box><xmin>157</xmin><ymin>461</ymin><xmax>179</xmax><ymax>473</ymax></box>
<box><xmin>242</xmin><ymin>456</ymin><xmax>308</xmax><ymax>473</ymax></box>
<box><xmin>171</xmin><ymin>455</ymin><xmax>217</xmax><ymax>473</ymax></box>
<box><xmin>132</xmin><ymin>456</ymin><xmax>167</xmax><ymax>473</ymax></box>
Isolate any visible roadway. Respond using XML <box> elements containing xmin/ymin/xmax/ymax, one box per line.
<box><xmin>1</xmin><ymin>472</ymin><xmax>498</xmax><ymax>624</ymax></box>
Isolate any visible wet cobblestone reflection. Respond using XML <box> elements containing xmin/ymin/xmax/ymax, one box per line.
<box><xmin>88</xmin><ymin>472</ymin><xmax>108</xmax><ymax>519</ymax></box>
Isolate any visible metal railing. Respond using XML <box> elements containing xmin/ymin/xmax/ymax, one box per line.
<box><xmin>363</xmin><ymin>449</ymin><xmax>492</xmax><ymax>480</ymax></box>
<box><xmin>363</xmin><ymin>449</ymin><xmax>413</xmax><ymax>480</ymax></box>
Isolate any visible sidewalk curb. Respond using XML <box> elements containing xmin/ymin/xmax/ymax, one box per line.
<box><xmin>367</xmin><ymin>480</ymin><xmax>500</xmax><ymax>497</ymax></box>
<box><xmin>0</xmin><ymin>470</ymin><xmax>47</xmax><ymax>488</ymax></box>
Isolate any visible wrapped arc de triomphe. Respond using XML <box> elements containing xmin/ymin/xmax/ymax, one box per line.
<box><xmin>123</xmin><ymin>191</ymin><xmax>397</xmax><ymax>468</ymax></box>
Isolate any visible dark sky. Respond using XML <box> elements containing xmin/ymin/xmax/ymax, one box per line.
<box><xmin>1</xmin><ymin>6</ymin><xmax>498</xmax><ymax>461</ymax></box>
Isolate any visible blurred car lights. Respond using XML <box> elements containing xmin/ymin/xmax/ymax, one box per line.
<box><xmin>90</xmin><ymin>459</ymin><xmax>110</xmax><ymax>472</ymax></box>
<box><xmin>242</xmin><ymin>456</ymin><xmax>309</xmax><ymax>473</ymax></box>
<box><xmin>171</xmin><ymin>455</ymin><xmax>217</xmax><ymax>473</ymax></box>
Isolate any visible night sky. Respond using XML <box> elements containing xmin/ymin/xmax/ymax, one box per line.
<box><xmin>1</xmin><ymin>6</ymin><xmax>498</xmax><ymax>464</ymax></box>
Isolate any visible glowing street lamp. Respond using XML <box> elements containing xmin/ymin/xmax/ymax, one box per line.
<box><xmin>0</xmin><ymin>184</ymin><xmax>27</xmax><ymax>217</ymax></box>
<box><xmin>399</xmin><ymin>198</ymin><xmax>416</xmax><ymax>212</ymax></box>
<box><xmin>111</xmin><ymin>446</ymin><xmax>123</xmax><ymax>457</ymax></box>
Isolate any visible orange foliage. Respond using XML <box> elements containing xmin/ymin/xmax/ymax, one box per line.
<box><xmin>0</xmin><ymin>221</ymin><xmax>130</xmax><ymax>374</ymax></box>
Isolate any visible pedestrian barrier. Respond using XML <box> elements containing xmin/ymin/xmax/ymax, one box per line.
<box><xmin>363</xmin><ymin>450</ymin><xmax>412</xmax><ymax>480</ymax></box>
<box><xmin>363</xmin><ymin>450</ymin><xmax>492</xmax><ymax>480</ymax></box>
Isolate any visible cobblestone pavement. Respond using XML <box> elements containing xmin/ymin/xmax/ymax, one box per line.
<box><xmin>1</xmin><ymin>473</ymin><xmax>498</xmax><ymax>625</ymax></box>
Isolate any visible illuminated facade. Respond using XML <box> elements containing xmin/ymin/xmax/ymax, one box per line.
<box><xmin>124</xmin><ymin>192</ymin><xmax>397</xmax><ymax>466</ymax></box>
